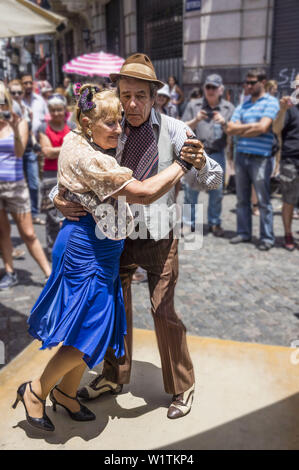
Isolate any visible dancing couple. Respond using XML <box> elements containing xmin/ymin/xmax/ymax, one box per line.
<box><xmin>13</xmin><ymin>54</ymin><xmax>222</xmax><ymax>432</ymax></box>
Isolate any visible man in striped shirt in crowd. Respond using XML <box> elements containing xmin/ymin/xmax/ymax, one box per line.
<box><xmin>226</xmin><ymin>68</ymin><xmax>279</xmax><ymax>251</ymax></box>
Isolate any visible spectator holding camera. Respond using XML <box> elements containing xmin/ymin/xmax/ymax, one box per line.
<box><xmin>8</xmin><ymin>79</ymin><xmax>31</xmax><ymax>122</ymax></box>
<box><xmin>273</xmin><ymin>74</ymin><xmax>299</xmax><ymax>251</ymax></box>
<box><xmin>0</xmin><ymin>85</ymin><xmax>50</xmax><ymax>290</ymax></box>
<box><xmin>8</xmin><ymin>79</ymin><xmax>44</xmax><ymax>225</ymax></box>
<box><xmin>182</xmin><ymin>74</ymin><xmax>234</xmax><ymax>235</ymax></box>
<box><xmin>226</xmin><ymin>68</ymin><xmax>279</xmax><ymax>250</ymax></box>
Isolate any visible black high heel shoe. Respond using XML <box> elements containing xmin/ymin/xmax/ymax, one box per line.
<box><xmin>12</xmin><ymin>381</ymin><xmax>55</xmax><ymax>432</ymax></box>
<box><xmin>49</xmin><ymin>386</ymin><xmax>96</xmax><ymax>421</ymax></box>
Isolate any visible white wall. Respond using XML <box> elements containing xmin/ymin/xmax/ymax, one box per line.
<box><xmin>184</xmin><ymin>0</ymin><xmax>274</xmax><ymax>85</ymax></box>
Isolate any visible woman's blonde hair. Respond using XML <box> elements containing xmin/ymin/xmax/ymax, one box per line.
<box><xmin>0</xmin><ymin>82</ymin><xmax>13</xmax><ymax>111</ymax></box>
<box><xmin>265</xmin><ymin>80</ymin><xmax>278</xmax><ymax>93</ymax></box>
<box><xmin>75</xmin><ymin>83</ymin><xmax>122</xmax><ymax>134</ymax></box>
<box><xmin>8</xmin><ymin>79</ymin><xmax>23</xmax><ymax>89</ymax></box>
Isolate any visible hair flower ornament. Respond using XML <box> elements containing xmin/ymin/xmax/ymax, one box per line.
<box><xmin>78</xmin><ymin>86</ymin><xmax>100</xmax><ymax>113</ymax></box>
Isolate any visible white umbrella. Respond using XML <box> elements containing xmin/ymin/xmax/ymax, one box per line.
<box><xmin>63</xmin><ymin>51</ymin><xmax>125</xmax><ymax>78</ymax></box>
<box><xmin>0</xmin><ymin>0</ymin><xmax>66</xmax><ymax>38</ymax></box>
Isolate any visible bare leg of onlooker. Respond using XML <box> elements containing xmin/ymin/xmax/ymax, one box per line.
<box><xmin>0</xmin><ymin>209</ymin><xmax>14</xmax><ymax>273</ymax></box>
<box><xmin>282</xmin><ymin>201</ymin><xmax>295</xmax><ymax>250</ymax></box>
<box><xmin>11</xmin><ymin>211</ymin><xmax>51</xmax><ymax>277</ymax></box>
<box><xmin>282</xmin><ymin>201</ymin><xmax>294</xmax><ymax>235</ymax></box>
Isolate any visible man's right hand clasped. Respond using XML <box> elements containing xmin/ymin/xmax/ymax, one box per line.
<box><xmin>180</xmin><ymin>131</ymin><xmax>206</xmax><ymax>170</ymax></box>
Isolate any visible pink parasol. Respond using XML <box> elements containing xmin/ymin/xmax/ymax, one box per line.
<box><xmin>62</xmin><ymin>51</ymin><xmax>125</xmax><ymax>78</ymax></box>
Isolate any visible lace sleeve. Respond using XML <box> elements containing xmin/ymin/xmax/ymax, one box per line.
<box><xmin>58</xmin><ymin>131</ymin><xmax>135</xmax><ymax>201</ymax></box>
<box><xmin>76</xmin><ymin>154</ymin><xmax>135</xmax><ymax>202</ymax></box>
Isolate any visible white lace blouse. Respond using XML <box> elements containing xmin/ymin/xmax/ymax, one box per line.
<box><xmin>58</xmin><ymin>130</ymin><xmax>135</xmax><ymax>239</ymax></box>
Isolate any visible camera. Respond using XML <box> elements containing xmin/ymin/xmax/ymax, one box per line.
<box><xmin>33</xmin><ymin>142</ymin><xmax>42</xmax><ymax>153</ymax></box>
<box><xmin>205</xmin><ymin>110</ymin><xmax>214</xmax><ymax>120</ymax></box>
<box><xmin>0</xmin><ymin>111</ymin><xmax>11</xmax><ymax>121</ymax></box>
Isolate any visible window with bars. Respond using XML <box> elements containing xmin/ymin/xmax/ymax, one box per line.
<box><xmin>106</xmin><ymin>0</ymin><xmax>125</xmax><ymax>57</ymax></box>
<box><xmin>64</xmin><ymin>30</ymin><xmax>74</xmax><ymax>63</ymax></box>
<box><xmin>137</xmin><ymin>0</ymin><xmax>183</xmax><ymax>60</ymax></box>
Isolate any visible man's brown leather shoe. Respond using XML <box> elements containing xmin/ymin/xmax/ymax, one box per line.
<box><xmin>167</xmin><ymin>384</ymin><xmax>195</xmax><ymax>419</ymax></box>
<box><xmin>209</xmin><ymin>225</ymin><xmax>224</xmax><ymax>237</ymax></box>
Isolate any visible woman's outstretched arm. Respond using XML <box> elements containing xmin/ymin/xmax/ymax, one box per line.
<box><xmin>111</xmin><ymin>162</ymin><xmax>185</xmax><ymax>205</ymax></box>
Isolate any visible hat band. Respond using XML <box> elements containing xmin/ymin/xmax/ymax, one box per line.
<box><xmin>120</xmin><ymin>63</ymin><xmax>157</xmax><ymax>80</ymax></box>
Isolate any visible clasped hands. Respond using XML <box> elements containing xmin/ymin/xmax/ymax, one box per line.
<box><xmin>180</xmin><ymin>130</ymin><xmax>206</xmax><ymax>170</ymax></box>
<box><xmin>196</xmin><ymin>109</ymin><xmax>225</xmax><ymax>126</ymax></box>
<box><xmin>54</xmin><ymin>131</ymin><xmax>206</xmax><ymax>221</ymax></box>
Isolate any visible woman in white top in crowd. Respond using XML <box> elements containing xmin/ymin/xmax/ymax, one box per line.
<box><xmin>167</xmin><ymin>75</ymin><xmax>184</xmax><ymax>117</ymax></box>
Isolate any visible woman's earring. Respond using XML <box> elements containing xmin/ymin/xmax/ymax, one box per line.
<box><xmin>87</xmin><ymin>128</ymin><xmax>93</xmax><ymax>142</ymax></box>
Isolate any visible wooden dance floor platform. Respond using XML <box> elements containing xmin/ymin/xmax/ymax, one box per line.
<box><xmin>1</xmin><ymin>329</ymin><xmax>299</xmax><ymax>450</ymax></box>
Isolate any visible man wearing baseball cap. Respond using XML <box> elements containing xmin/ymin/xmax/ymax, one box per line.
<box><xmin>52</xmin><ymin>53</ymin><xmax>223</xmax><ymax>419</ymax></box>
<box><xmin>182</xmin><ymin>73</ymin><xmax>235</xmax><ymax>236</ymax></box>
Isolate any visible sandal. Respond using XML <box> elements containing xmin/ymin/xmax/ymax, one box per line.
<box><xmin>0</xmin><ymin>248</ymin><xmax>25</xmax><ymax>259</ymax></box>
<box><xmin>32</xmin><ymin>217</ymin><xmax>46</xmax><ymax>225</ymax></box>
<box><xmin>284</xmin><ymin>233</ymin><xmax>295</xmax><ymax>251</ymax></box>
<box><xmin>252</xmin><ymin>203</ymin><xmax>260</xmax><ymax>216</ymax></box>
<box><xmin>12</xmin><ymin>248</ymin><xmax>26</xmax><ymax>259</ymax></box>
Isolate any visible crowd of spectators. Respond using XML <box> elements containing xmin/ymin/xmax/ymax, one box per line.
<box><xmin>0</xmin><ymin>68</ymin><xmax>298</xmax><ymax>290</ymax></box>
<box><xmin>154</xmin><ymin>70</ymin><xmax>299</xmax><ymax>253</ymax></box>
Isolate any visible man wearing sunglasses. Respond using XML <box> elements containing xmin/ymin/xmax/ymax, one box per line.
<box><xmin>182</xmin><ymin>74</ymin><xmax>235</xmax><ymax>236</ymax></box>
<box><xmin>9</xmin><ymin>80</ymin><xmax>31</xmax><ymax>123</ymax></box>
<box><xmin>226</xmin><ymin>69</ymin><xmax>279</xmax><ymax>250</ymax></box>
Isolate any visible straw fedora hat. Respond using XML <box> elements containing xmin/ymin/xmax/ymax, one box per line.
<box><xmin>110</xmin><ymin>53</ymin><xmax>164</xmax><ymax>89</ymax></box>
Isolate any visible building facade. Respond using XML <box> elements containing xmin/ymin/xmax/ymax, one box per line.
<box><xmin>50</xmin><ymin>0</ymin><xmax>297</xmax><ymax>95</ymax></box>
<box><xmin>2</xmin><ymin>0</ymin><xmax>298</xmax><ymax>99</ymax></box>
<box><xmin>270</xmin><ymin>0</ymin><xmax>299</xmax><ymax>94</ymax></box>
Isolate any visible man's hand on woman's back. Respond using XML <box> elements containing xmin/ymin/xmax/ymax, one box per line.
<box><xmin>54</xmin><ymin>187</ymin><xmax>87</xmax><ymax>221</ymax></box>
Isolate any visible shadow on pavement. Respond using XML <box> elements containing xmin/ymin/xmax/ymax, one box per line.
<box><xmin>0</xmin><ymin>303</ymin><xmax>33</xmax><ymax>370</ymax></box>
<box><xmin>13</xmin><ymin>360</ymin><xmax>168</xmax><ymax>446</ymax></box>
<box><xmin>10</xmin><ymin>235</ymin><xmax>24</xmax><ymax>246</ymax></box>
<box><xmin>158</xmin><ymin>392</ymin><xmax>299</xmax><ymax>450</ymax></box>
<box><xmin>0</xmin><ymin>268</ymin><xmax>44</xmax><ymax>288</ymax></box>
<box><xmin>201</xmin><ymin>223</ymin><xmax>235</xmax><ymax>240</ymax></box>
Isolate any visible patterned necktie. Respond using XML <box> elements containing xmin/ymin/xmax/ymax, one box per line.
<box><xmin>121</xmin><ymin>120</ymin><xmax>159</xmax><ymax>181</ymax></box>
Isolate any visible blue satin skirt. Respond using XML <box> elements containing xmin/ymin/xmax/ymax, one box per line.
<box><xmin>28</xmin><ymin>214</ymin><xmax>127</xmax><ymax>369</ymax></box>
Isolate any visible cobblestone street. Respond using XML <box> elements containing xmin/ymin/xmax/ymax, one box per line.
<box><xmin>1</xmin><ymin>191</ymin><xmax>299</xmax><ymax>369</ymax></box>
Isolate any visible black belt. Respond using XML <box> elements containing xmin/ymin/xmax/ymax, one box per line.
<box><xmin>204</xmin><ymin>148</ymin><xmax>218</xmax><ymax>155</ymax></box>
<box><xmin>239</xmin><ymin>152</ymin><xmax>266</xmax><ymax>158</ymax></box>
